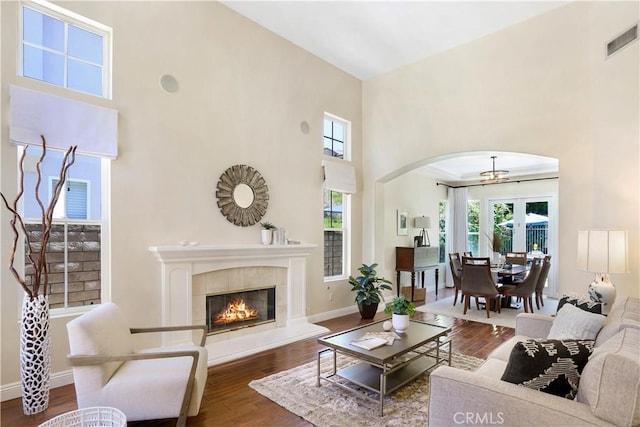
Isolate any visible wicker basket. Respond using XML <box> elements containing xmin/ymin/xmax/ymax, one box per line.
<box><xmin>38</xmin><ymin>407</ymin><xmax>126</xmax><ymax>427</ymax></box>
<box><xmin>400</xmin><ymin>285</ymin><xmax>426</xmax><ymax>302</ymax></box>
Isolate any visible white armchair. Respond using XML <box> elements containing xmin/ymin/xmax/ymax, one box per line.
<box><xmin>66</xmin><ymin>303</ymin><xmax>208</xmax><ymax>427</ymax></box>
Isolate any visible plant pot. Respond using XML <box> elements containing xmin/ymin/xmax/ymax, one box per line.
<box><xmin>20</xmin><ymin>294</ymin><xmax>50</xmax><ymax>415</ymax></box>
<box><xmin>261</xmin><ymin>229</ymin><xmax>273</xmax><ymax>245</ymax></box>
<box><xmin>357</xmin><ymin>302</ymin><xmax>378</xmax><ymax>319</ymax></box>
<box><xmin>392</xmin><ymin>313</ymin><xmax>410</xmax><ymax>333</ymax></box>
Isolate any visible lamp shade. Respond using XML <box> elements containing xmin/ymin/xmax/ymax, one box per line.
<box><xmin>576</xmin><ymin>230</ymin><xmax>629</xmax><ymax>274</ymax></box>
<box><xmin>414</xmin><ymin>216</ymin><xmax>431</xmax><ymax>229</ymax></box>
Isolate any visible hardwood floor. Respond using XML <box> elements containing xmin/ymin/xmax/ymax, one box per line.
<box><xmin>1</xmin><ymin>287</ymin><xmax>514</xmax><ymax>427</ymax></box>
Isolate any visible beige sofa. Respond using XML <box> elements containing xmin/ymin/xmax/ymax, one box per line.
<box><xmin>428</xmin><ymin>296</ymin><xmax>640</xmax><ymax>427</ymax></box>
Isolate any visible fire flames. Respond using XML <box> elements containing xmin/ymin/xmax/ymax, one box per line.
<box><xmin>214</xmin><ymin>299</ymin><xmax>259</xmax><ymax>324</ymax></box>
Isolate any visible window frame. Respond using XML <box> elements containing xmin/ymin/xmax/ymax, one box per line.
<box><xmin>323</xmin><ymin>112</ymin><xmax>352</xmax><ymax>281</ymax></box>
<box><xmin>323</xmin><ymin>113</ymin><xmax>351</xmax><ymax>161</ymax></box>
<box><xmin>323</xmin><ymin>189</ymin><xmax>351</xmax><ymax>281</ymax></box>
<box><xmin>467</xmin><ymin>199</ymin><xmax>480</xmax><ymax>255</ymax></box>
<box><xmin>18</xmin><ymin>0</ymin><xmax>113</xmax><ymax>99</ymax></box>
<box><xmin>19</xmin><ymin>145</ymin><xmax>111</xmax><ymax>317</ymax></box>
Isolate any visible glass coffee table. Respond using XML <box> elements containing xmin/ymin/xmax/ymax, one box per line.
<box><xmin>317</xmin><ymin>319</ymin><xmax>451</xmax><ymax>416</ymax></box>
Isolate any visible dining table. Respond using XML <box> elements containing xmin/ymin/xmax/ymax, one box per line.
<box><xmin>491</xmin><ymin>264</ymin><xmax>529</xmax><ymax>308</ymax></box>
<box><xmin>491</xmin><ymin>264</ymin><xmax>528</xmax><ymax>284</ymax></box>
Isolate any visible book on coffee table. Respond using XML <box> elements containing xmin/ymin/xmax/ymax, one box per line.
<box><xmin>350</xmin><ymin>337</ymin><xmax>388</xmax><ymax>350</ymax></box>
<box><xmin>350</xmin><ymin>331</ymin><xmax>401</xmax><ymax>350</ymax></box>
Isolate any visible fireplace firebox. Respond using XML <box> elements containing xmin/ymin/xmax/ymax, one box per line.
<box><xmin>206</xmin><ymin>287</ymin><xmax>276</xmax><ymax>334</ymax></box>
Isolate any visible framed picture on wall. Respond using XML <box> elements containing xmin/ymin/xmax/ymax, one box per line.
<box><xmin>397</xmin><ymin>210</ymin><xmax>408</xmax><ymax>236</ymax></box>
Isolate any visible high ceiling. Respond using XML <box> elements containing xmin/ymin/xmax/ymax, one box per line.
<box><xmin>221</xmin><ymin>1</ymin><xmax>567</xmax><ymax>80</ymax></box>
<box><xmin>221</xmin><ymin>1</ymin><xmax>566</xmax><ymax>182</ymax></box>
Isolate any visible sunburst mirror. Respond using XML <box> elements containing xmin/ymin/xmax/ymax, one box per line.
<box><xmin>216</xmin><ymin>165</ymin><xmax>269</xmax><ymax>226</ymax></box>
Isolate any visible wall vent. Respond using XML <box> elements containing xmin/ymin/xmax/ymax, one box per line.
<box><xmin>607</xmin><ymin>24</ymin><xmax>638</xmax><ymax>57</ymax></box>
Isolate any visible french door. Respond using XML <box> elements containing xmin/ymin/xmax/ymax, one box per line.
<box><xmin>489</xmin><ymin>196</ymin><xmax>557</xmax><ymax>297</ymax></box>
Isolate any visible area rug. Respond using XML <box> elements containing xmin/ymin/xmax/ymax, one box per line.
<box><xmin>417</xmin><ymin>294</ymin><xmax>558</xmax><ymax>328</ymax></box>
<box><xmin>249</xmin><ymin>352</ymin><xmax>483</xmax><ymax>427</ymax></box>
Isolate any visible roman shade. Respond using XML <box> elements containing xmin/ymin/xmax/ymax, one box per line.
<box><xmin>10</xmin><ymin>85</ymin><xmax>118</xmax><ymax>158</ymax></box>
<box><xmin>322</xmin><ymin>159</ymin><xmax>356</xmax><ymax>194</ymax></box>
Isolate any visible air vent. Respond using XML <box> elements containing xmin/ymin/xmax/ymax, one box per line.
<box><xmin>607</xmin><ymin>24</ymin><xmax>638</xmax><ymax>57</ymax></box>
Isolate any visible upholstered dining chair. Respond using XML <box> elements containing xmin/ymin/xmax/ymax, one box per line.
<box><xmin>460</xmin><ymin>257</ymin><xmax>502</xmax><ymax>318</ymax></box>
<box><xmin>505</xmin><ymin>251</ymin><xmax>527</xmax><ymax>265</ymax></box>
<box><xmin>448</xmin><ymin>253</ymin><xmax>464</xmax><ymax>306</ymax></box>
<box><xmin>499</xmin><ymin>257</ymin><xmax>543</xmax><ymax>313</ymax></box>
<box><xmin>535</xmin><ymin>255</ymin><xmax>552</xmax><ymax>310</ymax></box>
<box><xmin>505</xmin><ymin>251</ymin><xmax>527</xmax><ymax>281</ymax></box>
<box><xmin>66</xmin><ymin>303</ymin><xmax>208</xmax><ymax>427</ymax></box>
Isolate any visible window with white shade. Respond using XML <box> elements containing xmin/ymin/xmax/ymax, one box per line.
<box><xmin>323</xmin><ymin>113</ymin><xmax>353</xmax><ymax>280</ymax></box>
<box><xmin>19</xmin><ymin>0</ymin><xmax>112</xmax><ymax>98</ymax></box>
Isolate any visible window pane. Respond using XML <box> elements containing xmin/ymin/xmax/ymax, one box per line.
<box><xmin>324</xmin><ymin>190</ymin><xmax>343</xmax><ymax>228</ymax></box>
<box><xmin>68</xmin><ymin>25</ymin><xmax>103</xmax><ymax>64</ymax></box>
<box><xmin>68</xmin><ymin>59</ymin><xmax>103</xmax><ymax>96</ymax></box>
<box><xmin>23</xmin><ymin>7</ymin><xmax>64</xmax><ymax>51</ymax></box>
<box><xmin>323</xmin><ymin>118</ymin><xmax>332</xmax><ymax>137</ymax></box>
<box><xmin>324</xmin><ymin>230</ymin><xmax>343</xmax><ymax>277</ymax></box>
<box><xmin>23</xmin><ymin>45</ymin><xmax>65</xmax><ymax>85</ymax></box>
<box><xmin>332</xmin><ymin>122</ymin><xmax>345</xmax><ymax>142</ymax></box>
<box><xmin>323</xmin><ymin>117</ymin><xmax>345</xmax><ymax>159</ymax></box>
<box><xmin>22</xmin><ymin>148</ymin><xmax>101</xmax><ymax>221</ymax></box>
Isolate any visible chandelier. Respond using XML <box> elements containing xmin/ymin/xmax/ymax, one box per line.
<box><xmin>480</xmin><ymin>156</ymin><xmax>509</xmax><ymax>183</ymax></box>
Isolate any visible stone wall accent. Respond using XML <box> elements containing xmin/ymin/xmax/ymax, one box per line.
<box><xmin>25</xmin><ymin>223</ymin><xmax>101</xmax><ymax>309</ymax></box>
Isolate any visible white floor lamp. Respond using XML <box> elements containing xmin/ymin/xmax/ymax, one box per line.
<box><xmin>576</xmin><ymin>230</ymin><xmax>629</xmax><ymax>315</ymax></box>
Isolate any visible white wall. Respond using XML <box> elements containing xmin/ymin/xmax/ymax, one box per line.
<box><xmin>382</xmin><ymin>171</ymin><xmax>447</xmax><ymax>287</ymax></box>
<box><xmin>1</xmin><ymin>1</ymin><xmax>362</xmax><ymax>391</ymax></box>
<box><xmin>1</xmin><ymin>0</ymin><xmax>638</xmax><ymax>396</ymax></box>
<box><xmin>363</xmin><ymin>2</ymin><xmax>639</xmax><ymax>301</ymax></box>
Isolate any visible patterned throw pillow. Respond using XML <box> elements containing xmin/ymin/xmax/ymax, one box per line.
<box><xmin>548</xmin><ymin>303</ymin><xmax>607</xmax><ymax>340</ymax></box>
<box><xmin>501</xmin><ymin>339</ymin><xmax>595</xmax><ymax>399</ymax></box>
<box><xmin>557</xmin><ymin>293</ymin><xmax>603</xmax><ymax>314</ymax></box>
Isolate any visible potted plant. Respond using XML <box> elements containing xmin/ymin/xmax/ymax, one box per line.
<box><xmin>384</xmin><ymin>295</ymin><xmax>416</xmax><ymax>333</ymax></box>
<box><xmin>260</xmin><ymin>221</ymin><xmax>276</xmax><ymax>245</ymax></box>
<box><xmin>348</xmin><ymin>263</ymin><xmax>392</xmax><ymax>319</ymax></box>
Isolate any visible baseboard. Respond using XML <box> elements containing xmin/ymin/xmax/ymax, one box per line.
<box><xmin>0</xmin><ymin>369</ymin><xmax>74</xmax><ymax>402</ymax></box>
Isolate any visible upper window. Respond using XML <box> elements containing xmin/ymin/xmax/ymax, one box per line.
<box><xmin>323</xmin><ymin>114</ymin><xmax>350</xmax><ymax>160</ymax></box>
<box><xmin>19</xmin><ymin>0</ymin><xmax>112</xmax><ymax>98</ymax></box>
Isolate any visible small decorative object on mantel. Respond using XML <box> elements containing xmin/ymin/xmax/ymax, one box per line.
<box><xmin>216</xmin><ymin>164</ymin><xmax>269</xmax><ymax>226</ymax></box>
<box><xmin>384</xmin><ymin>296</ymin><xmax>416</xmax><ymax>334</ymax></box>
<box><xmin>260</xmin><ymin>221</ymin><xmax>276</xmax><ymax>245</ymax></box>
<box><xmin>0</xmin><ymin>136</ymin><xmax>76</xmax><ymax>415</ymax></box>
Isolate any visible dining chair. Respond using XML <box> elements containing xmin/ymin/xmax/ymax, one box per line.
<box><xmin>505</xmin><ymin>251</ymin><xmax>527</xmax><ymax>265</ymax></box>
<box><xmin>448</xmin><ymin>253</ymin><xmax>464</xmax><ymax>306</ymax></box>
<box><xmin>499</xmin><ymin>257</ymin><xmax>542</xmax><ymax>313</ymax></box>
<box><xmin>535</xmin><ymin>255</ymin><xmax>552</xmax><ymax>309</ymax></box>
<box><xmin>460</xmin><ymin>257</ymin><xmax>502</xmax><ymax>318</ymax></box>
<box><xmin>505</xmin><ymin>251</ymin><xmax>527</xmax><ymax>281</ymax></box>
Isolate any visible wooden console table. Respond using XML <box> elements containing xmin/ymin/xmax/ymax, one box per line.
<box><xmin>395</xmin><ymin>246</ymin><xmax>439</xmax><ymax>301</ymax></box>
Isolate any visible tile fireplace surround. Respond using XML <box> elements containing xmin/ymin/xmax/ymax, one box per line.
<box><xmin>148</xmin><ymin>244</ymin><xmax>329</xmax><ymax>365</ymax></box>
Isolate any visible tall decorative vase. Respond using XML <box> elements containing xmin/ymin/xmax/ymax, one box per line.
<box><xmin>20</xmin><ymin>294</ymin><xmax>51</xmax><ymax>415</ymax></box>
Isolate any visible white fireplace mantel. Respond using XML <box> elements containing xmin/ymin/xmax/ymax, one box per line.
<box><xmin>148</xmin><ymin>243</ymin><xmax>327</xmax><ymax>365</ymax></box>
